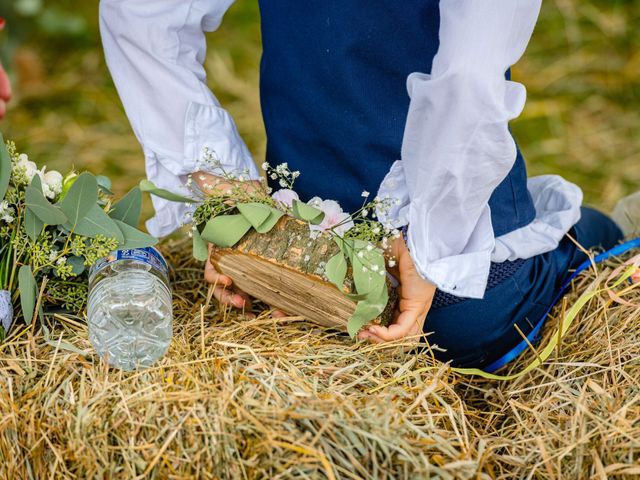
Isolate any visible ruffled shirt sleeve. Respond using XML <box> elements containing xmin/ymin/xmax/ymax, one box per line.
<box><xmin>99</xmin><ymin>0</ymin><xmax>260</xmax><ymax>237</ymax></box>
<box><xmin>378</xmin><ymin>0</ymin><xmax>544</xmax><ymax>299</ymax></box>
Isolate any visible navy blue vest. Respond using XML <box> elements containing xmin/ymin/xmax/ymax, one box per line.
<box><xmin>258</xmin><ymin>1</ymin><xmax>536</xmax><ymax>237</ymax></box>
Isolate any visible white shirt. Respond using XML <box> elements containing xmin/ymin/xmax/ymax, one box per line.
<box><xmin>99</xmin><ymin>0</ymin><xmax>583</xmax><ymax>299</ymax></box>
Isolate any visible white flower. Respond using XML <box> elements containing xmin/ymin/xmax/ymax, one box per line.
<box><xmin>261</xmin><ymin>162</ymin><xmax>270</xmax><ymax>170</ymax></box>
<box><xmin>272</xmin><ymin>188</ymin><xmax>299</xmax><ymax>208</ymax></box>
<box><xmin>270</xmin><ymin>173</ymin><xmax>278</xmax><ymax>180</ymax></box>
<box><xmin>388</xmin><ymin>259</ymin><xmax>396</xmax><ymax>268</ymax></box>
<box><xmin>49</xmin><ymin>250</ymin><xmax>59</xmax><ymax>262</ymax></box>
<box><xmin>56</xmin><ymin>257</ymin><xmax>67</xmax><ymax>266</ymax></box>
<box><xmin>361</xmin><ymin>191</ymin><xmax>370</xmax><ymax>198</ymax></box>
<box><xmin>0</xmin><ymin>201</ymin><xmax>14</xmax><ymax>224</ymax></box>
<box><xmin>307</xmin><ymin>197</ymin><xmax>355</xmax><ymax>237</ymax></box>
<box><xmin>43</xmin><ymin>170</ymin><xmax>63</xmax><ymax>199</ymax></box>
<box><xmin>278</xmin><ymin>179</ymin><xmax>288</xmax><ymax>188</ymax></box>
<box><xmin>13</xmin><ymin>154</ymin><xmax>39</xmax><ymax>184</ymax></box>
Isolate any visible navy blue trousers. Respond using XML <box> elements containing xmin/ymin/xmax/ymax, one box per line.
<box><xmin>424</xmin><ymin>207</ymin><xmax>624</xmax><ymax>368</ymax></box>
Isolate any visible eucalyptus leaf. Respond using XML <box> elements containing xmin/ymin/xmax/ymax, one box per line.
<box><xmin>201</xmin><ymin>215</ymin><xmax>252</xmax><ymax>248</ymax></box>
<box><xmin>58</xmin><ymin>172</ymin><xmax>98</xmax><ymax>228</ymax></box>
<box><xmin>347</xmin><ymin>286</ymin><xmax>389</xmax><ymax>338</ymax></box>
<box><xmin>237</xmin><ymin>202</ymin><xmax>271</xmax><ymax>229</ymax></box>
<box><xmin>18</xmin><ymin>266</ymin><xmax>36</xmax><ymax>325</ymax></box>
<box><xmin>352</xmin><ymin>253</ymin><xmax>386</xmax><ymax>296</ymax></box>
<box><xmin>325</xmin><ymin>252</ymin><xmax>347</xmax><ymax>290</ymax></box>
<box><xmin>24</xmin><ymin>208</ymin><xmax>44</xmax><ymax>241</ymax></box>
<box><xmin>30</xmin><ymin>172</ymin><xmax>43</xmax><ymax>192</ymax></box>
<box><xmin>25</xmin><ymin>185</ymin><xmax>68</xmax><ymax>225</ymax></box>
<box><xmin>96</xmin><ymin>175</ymin><xmax>114</xmax><ymax>195</ymax></box>
<box><xmin>292</xmin><ymin>199</ymin><xmax>325</xmax><ymax>225</ymax></box>
<box><xmin>254</xmin><ymin>208</ymin><xmax>284</xmax><ymax>234</ymax></box>
<box><xmin>113</xmin><ymin>219</ymin><xmax>158</xmax><ymax>249</ymax></box>
<box><xmin>192</xmin><ymin>227</ymin><xmax>209</xmax><ymax>262</ymax></box>
<box><xmin>67</xmin><ymin>256</ymin><xmax>86</xmax><ymax>276</ymax></box>
<box><xmin>0</xmin><ymin>134</ymin><xmax>10</xmax><ymax>202</ymax></box>
<box><xmin>110</xmin><ymin>186</ymin><xmax>142</xmax><ymax>227</ymax></box>
<box><xmin>140</xmin><ymin>179</ymin><xmax>193</xmax><ymax>203</ymax></box>
<box><xmin>71</xmin><ymin>204</ymin><xmax>124</xmax><ymax>244</ymax></box>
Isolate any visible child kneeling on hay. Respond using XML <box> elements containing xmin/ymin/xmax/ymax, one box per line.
<box><xmin>100</xmin><ymin>0</ymin><xmax>639</xmax><ymax>369</ymax></box>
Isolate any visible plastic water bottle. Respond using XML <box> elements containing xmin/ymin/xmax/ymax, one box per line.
<box><xmin>88</xmin><ymin>247</ymin><xmax>173</xmax><ymax>371</ymax></box>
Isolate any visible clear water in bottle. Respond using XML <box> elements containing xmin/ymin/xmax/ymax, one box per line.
<box><xmin>88</xmin><ymin>247</ymin><xmax>172</xmax><ymax>371</ymax></box>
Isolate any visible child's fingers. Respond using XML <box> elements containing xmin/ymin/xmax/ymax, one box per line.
<box><xmin>367</xmin><ymin>308</ymin><xmax>425</xmax><ymax>342</ymax></box>
<box><xmin>269</xmin><ymin>307</ymin><xmax>288</xmax><ymax>318</ymax></box>
<box><xmin>204</xmin><ymin>258</ymin><xmax>233</xmax><ymax>287</ymax></box>
<box><xmin>212</xmin><ymin>284</ymin><xmax>238</xmax><ymax>306</ymax></box>
<box><xmin>234</xmin><ymin>289</ymin><xmax>253</xmax><ymax>311</ymax></box>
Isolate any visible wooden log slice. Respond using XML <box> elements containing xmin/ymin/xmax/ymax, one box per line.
<box><xmin>210</xmin><ymin>216</ymin><xmax>397</xmax><ymax>330</ymax></box>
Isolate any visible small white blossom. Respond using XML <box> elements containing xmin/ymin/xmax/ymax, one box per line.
<box><xmin>278</xmin><ymin>179</ymin><xmax>288</xmax><ymax>188</ymax></box>
<box><xmin>270</xmin><ymin>173</ymin><xmax>278</xmax><ymax>180</ymax></box>
<box><xmin>261</xmin><ymin>162</ymin><xmax>269</xmax><ymax>170</ymax></box>
<box><xmin>361</xmin><ymin>191</ymin><xmax>370</xmax><ymax>198</ymax></box>
<box><xmin>42</xmin><ymin>170</ymin><xmax>63</xmax><ymax>199</ymax></box>
<box><xmin>372</xmin><ymin>227</ymin><xmax>380</xmax><ymax>234</ymax></box>
<box><xmin>0</xmin><ymin>201</ymin><xmax>14</xmax><ymax>224</ymax></box>
<box><xmin>56</xmin><ymin>257</ymin><xmax>67</xmax><ymax>266</ymax></box>
<box><xmin>388</xmin><ymin>259</ymin><xmax>396</xmax><ymax>268</ymax></box>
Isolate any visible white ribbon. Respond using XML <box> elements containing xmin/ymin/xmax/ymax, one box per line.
<box><xmin>0</xmin><ymin>290</ymin><xmax>13</xmax><ymax>333</ymax></box>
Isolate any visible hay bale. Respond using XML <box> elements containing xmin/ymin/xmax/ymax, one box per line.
<box><xmin>0</xmin><ymin>239</ymin><xmax>638</xmax><ymax>479</ymax></box>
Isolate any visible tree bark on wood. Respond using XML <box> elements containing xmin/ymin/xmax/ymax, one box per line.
<box><xmin>210</xmin><ymin>216</ymin><xmax>397</xmax><ymax>330</ymax></box>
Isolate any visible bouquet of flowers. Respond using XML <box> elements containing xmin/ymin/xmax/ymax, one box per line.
<box><xmin>0</xmin><ymin>134</ymin><xmax>157</xmax><ymax>340</ymax></box>
<box><xmin>141</xmin><ymin>148</ymin><xmax>401</xmax><ymax>337</ymax></box>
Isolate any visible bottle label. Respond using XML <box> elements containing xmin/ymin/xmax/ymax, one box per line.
<box><xmin>91</xmin><ymin>247</ymin><xmax>169</xmax><ymax>278</ymax></box>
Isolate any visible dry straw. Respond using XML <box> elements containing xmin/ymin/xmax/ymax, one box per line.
<box><xmin>0</xmin><ymin>238</ymin><xmax>638</xmax><ymax>479</ymax></box>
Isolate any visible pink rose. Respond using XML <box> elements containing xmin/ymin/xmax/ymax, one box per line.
<box><xmin>308</xmin><ymin>197</ymin><xmax>354</xmax><ymax>237</ymax></box>
<box><xmin>272</xmin><ymin>188</ymin><xmax>299</xmax><ymax>208</ymax></box>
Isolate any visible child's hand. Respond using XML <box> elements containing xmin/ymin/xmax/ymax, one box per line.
<box><xmin>193</xmin><ymin>171</ymin><xmax>261</xmax><ymax>198</ymax></box>
<box><xmin>0</xmin><ymin>19</ymin><xmax>11</xmax><ymax>119</ymax></box>
<box><xmin>358</xmin><ymin>236</ymin><xmax>436</xmax><ymax>343</ymax></box>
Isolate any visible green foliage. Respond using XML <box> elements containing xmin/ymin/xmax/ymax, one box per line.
<box><xmin>291</xmin><ymin>200</ymin><xmax>324</xmax><ymax>225</ymax></box>
<box><xmin>58</xmin><ymin>172</ymin><xmax>98</xmax><ymax>228</ymax></box>
<box><xmin>25</xmin><ymin>184</ymin><xmax>68</xmax><ymax>225</ymax></box>
<box><xmin>18</xmin><ymin>266</ymin><xmax>36</xmax><ymax>325</ymax></box>
<box><xmin>236</xmin><ymin>202</ymin><xmax>271</xmax><ymax>229</ymax></box>
<box><xmin>113</xmin><ymin>219</ymin><xmax>158</xmax><ymax>250</ymax></box>
<box><xmin>139</xmin><ymin>180</ymin><xmax>193</xmax><ymax>203</ymax></box>
<box><xmin>191</xmin><ymin>228</ymin><xmax>209</xmax><ymax>262</ymax></box>
<box><xmin>201</xmin><ymin>214</ymin><xmax>253</xmax><ymax>248</ymax></box>
<box><xmin>0</xmin><ymin>134</ymin><xmax>10</xmax><ymax>202</ymax></box>
<box><xmin>0</xmin><ymin>139</ymin><xmax>158</xmax><ymax>337</ymax></box>
<box><xmin>71</xmin><ymin>204</ymin><xmax>124</xmax><ymax>243</ymax></box>
<box><xmin>325</xmin><ymin>252</ymin><xmax>347</xmax><ymax>291</ymax></box>
<box><xmin>109</xmin><ymin>186</ymin><xmax>142</xmax><ymax>227</ymax></box>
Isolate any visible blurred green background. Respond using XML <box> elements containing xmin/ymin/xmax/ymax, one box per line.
<box><xmin>1</xmin><ymin>0</ymin><xmax>639</xmax><ymax>225</ymax></box>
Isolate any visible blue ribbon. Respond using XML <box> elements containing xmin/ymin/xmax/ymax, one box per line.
<box><xmin>483</xmin><ymin>237</ymin><xmax>640</xmax><ymax>374</ymax></box>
